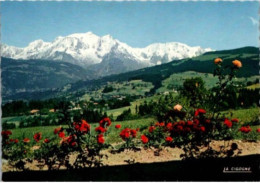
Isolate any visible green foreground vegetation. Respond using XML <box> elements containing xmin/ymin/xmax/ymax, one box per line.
<box><xmin>4</xmin><ymin>107</ymin><xmax>260</xmax><ymax>144</ymax></box>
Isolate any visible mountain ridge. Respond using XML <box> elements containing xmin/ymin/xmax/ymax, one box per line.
<box><xmin>2</xmin><ymin>32</ymin><xmax>212</xmax><ymax>71</ymax></box>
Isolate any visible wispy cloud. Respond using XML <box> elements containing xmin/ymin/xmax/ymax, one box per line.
<box><xmin>248</xmin><ymin>16</ymin><xmax>259</xmax><ymax>26</ymax></box>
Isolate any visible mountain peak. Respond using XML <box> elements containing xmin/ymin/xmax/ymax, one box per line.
<box><xmin>27</xmin><ymin>39</ymin><xmax>48</xmax><ymax>47</ymax></box>
<box><xmin>102</xmin><ymin>34</ymin><xmax>113</xmax><ymax>39</ymax></box>
<box><xmin>67</xmin><ymin>32</ymin><xmax>98</xmax><ymax>38</ymax></box>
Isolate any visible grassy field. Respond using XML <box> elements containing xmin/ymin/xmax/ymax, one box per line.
<box><xmin>2</xmin><ymin>116</ymin><xmax>26</xmax><ymax>123</ymax></box>
<box><xmin>193</xmin><ymin>52</ymin><xmax>257</xmax><ymax>62</ymax></box>
<box><xmin>157</xmin><ymin>71</ymin><xmax>259</xmax><ymax>93</ymax></box>
<box><xmin>221</xmin><ymin>107</ymin><xmax>259</xmax><ymax>125</ymax></box>
<box><xmin>80</xmin><ymin>80</ymin><xmax>154</xmax><ymax>101</ymax></box>
<box><xmin>2</xmin><ymin>116</ymin><xmax>27</xmax><ymax>127</ymax></box>
<box><xmin>106</xmin><ymin>93</ymin><xmax>176</xmax><ymax>117</ymax></box>
<box><xmin>247</xmin><ymin>83</ymin><xmax>260</xmax><ymax>89</ymax></box>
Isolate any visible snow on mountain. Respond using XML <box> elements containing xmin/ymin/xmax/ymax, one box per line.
<box><xmin>2</xmin><ymin>32</ymin><xmax>213</xmax><ymax>68</ymax></box>
<box><xmin>2</xmin><ymin>44</ymin><xmax>23</xmax><ymax>58</ymax></box>
<box><xmin>138</xmin><ymin>43</ymin><xmax>212</xmax><ymax>65</ymax></box>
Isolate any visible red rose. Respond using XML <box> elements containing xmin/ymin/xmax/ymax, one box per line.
<box><xmin>173</xmin><ymin>122</ymin><xmax>178</xmax><ymax>127</ymax></box>
<box><xmin>187</xmin><ymin>121</ymin><xmax>193</xmax><ymax>126</ymax></box>
<box><xmin>95</xmin><ymin>126</ymin><xmax>107</xmax><ymax>133</ymax></box>
<box><xmin>149</xmin><ymin>126</ymin><xmax>155</xmax><ymax>133</ymax></box>
<box><xmin>200</xmin><ymin>126</ymin><xmax>205</xmax><ymax>132</ymax></box>
<box><xmin>67</xmin><ymin>135</ymin><xmax>74</xmax><ymax>143</ymax></box>
<box><xmin>7</xmin><ymin>130</ymin><xmax>12</xmax><ymax>135</ymax></box>
<box><xmin>231</xmin><ymin>118</ymin><xmax>239</xmax><ymax>123</ymax></box>
<box><xmin>130</xmin><ymin>129</ymin><xmax>137</xmax><ymax>138</ymax></box>
<box><xmin>165</xmin><ymin>136</ymin><xmax>173</xmax><ymax>142</ymax></box>
<box><xmin>73</xmin><ymin>120</ymin><xmax>91</xmax><ymax>133</ymax></box>
<box><xmin>11</xmin><ymin>139</ymin><xmax>19</xmax><ymax>143</ymax></box>
<box><xmin>61</xmin><ymin>135</ymin><xmax>76</xmax><ymax>146</ymax></box>
<box><xmin>99</xmin><ymin>117</ymin><xmax>112</xmax><ymax>128</ymax></box>
<box><xmin>54</xmin><ymin>127</ymin><xmax>62</xmax><ymax>134</ymax></box>
<box><xmin>178</xmin><ymin>121</ymin><xmax>185</xmax><ymax>126</ymax></box>
<box><xmin>44</xmin><ymin>138</ymin><xmax>50</xmax><ymax>143</ymax></box>
<box><xmin>176</xmin><ymin>125</ymin><xmax>183</xmax><ymax>132</ymax></box>
<box><xmin>79</xmin><ymin>120</ymin><xmax>91</xmax><ymax>133</ymax></box>
<box><xmin>195</xmin><ymin>109</ymin><xmax>206</xmax><ymax>117</ymax></box>
<box><xmin>33</xmin><ymin>132</ymin><xmax>42</xmax><ymax>142</ymax></box>
<box><xmin>120</xmin><ymin>128</ymin><xmax>131</xmax><ymax>140</ymax></box>
<box><xmin>119</xmin><ymin>128</ymin><xmax>137</xmax><ymax>140</ymax></box>
<box><xmin>1</xmin><ymin>130</ymin><xmax>12</xmax><ymax>136</ymax></box>
<box><xmin>192</xmin><ymin>124</ymin><xmax>200</xmax><ymax>131</ymax></box>
<box><xmin>58</xmin><ymin>132</ymin><xmax>65</xmax><ymax>138</ymax></box>
<box><xmin>125</xmin><ymin>132</ymin><xmax>130</xmax><ymax>138</ymax></box>
<box><xmin>71</xmin><ymin>142</ymin><xmax>77</xmax><ymax>147</ymax></box>
<box><xmin>23</xmin><ymin>138</ymin><xmax>30</xmax><ymax>143</ymax></box>
<box><xmin>115</xmin><ymin>124</ymin><xmax>121</xmax><ymax>129</ymax></box>
<box><xmin>74</xmin><ymin>123</ymin><xmax>81</xmax><ymax>131</ymax></box>
<box><xmin>159</xmin><ymin>122</ymin><xmax>165</xmax><ymax>127</ymax></box>
<box><xmin>141</xmin><ymin>135</ymin><xmax>149</xmax><ymax>144</ymax></box>
<box><xmin>97</xmin><ymin>134</ymin><xmax>105</xmax><ymax>144</ymax></box>
<box><xmin>166</xmin><ymin>123</ymin><xmax>173</xmax><ymax>131</ymax></box>
<box><xmin>257</xmin><ymin>128</ymin><xmax>260</xmax><ymax>133</ymax></box>
<box><xmin>1</xmin><ymin>130</ymin><xmax>12</xmax><ymax>138</ymax></box>
<box><xmin>205</xmin><ymin>119</ymin><xmax>211</xmax><ymax>124</ymax></box>
<box><xmin>193</xmin><ymin>119</ymin><xmax>200</xmax><ymax>125</ymax></box>
<box><xmin>239</xmin><ymin>126</ymin><xmax>252</xmax><ymax>133</ymax></box>
<box><xmin>224</xmin><ymin>119</ymin><xmax>232</xmax><ymax>128</ymax></box>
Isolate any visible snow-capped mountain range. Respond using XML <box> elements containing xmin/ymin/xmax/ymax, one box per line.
<box><xmin>2</xmin><ymin>32</ymin><xmax>213</xmax><ymax>70</ymax></box>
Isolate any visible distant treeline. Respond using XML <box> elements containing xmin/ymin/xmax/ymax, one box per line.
<box><xmin>17</xmin><ymin>109</ymin><xmax>108</xmax><ymax>129</ymax></box>
<box><xmin>2</xmin><ymin>99</ymin><xmax>64</xmax><ymax>117</ymax></box>
<box><xmin>2</xmin><ymin>96</ymin><xmax>132</xmax><ymax>117</ymax></box>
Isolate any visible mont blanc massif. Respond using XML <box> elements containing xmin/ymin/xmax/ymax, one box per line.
<box><xmin>2</xmin><ymin>32</ymin><xmax>212</xmax><ymax>75</ymax></box>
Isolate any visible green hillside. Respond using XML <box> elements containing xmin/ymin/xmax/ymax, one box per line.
<box><xmin>2</xmin><ymin>57</ymin><xmax>95</xmax><ymax>102</ymax></box>
<box><xmin>66</xmin><ymin>46</ymin><xmax>258</xmax><ymax>96</ymax></box>
<box><xmin>157</xmin><ymin>71</ymin><xmax>259</xmax><ymax>93</ymax></box>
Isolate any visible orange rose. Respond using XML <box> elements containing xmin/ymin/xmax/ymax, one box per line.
<box><xmin>214</xmin><ymin>58</ymin><xmax>222</xmax><ymax>64</ymax></box>
<box><xmin>23</xmin><ymin>138</ymin><xmax>30</xmax><ymax>143</ymax></box>
<box><xmin>174</xmin><ymin>104</ymin><xmax>182</xmax><ymax>111</ymax></box>
<box><xmin>232</xmin><ymin>60</ymin><xmax>242</xmax><ymax>68</ymax></box>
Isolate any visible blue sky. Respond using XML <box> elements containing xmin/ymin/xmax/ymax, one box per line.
<box><xmin>1</xmin><ymin>1</ymin><xmax>258</xmax><ymax>50</ymax></box>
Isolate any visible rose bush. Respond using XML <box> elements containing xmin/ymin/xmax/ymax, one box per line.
<box><xmin>2</xmin><ymin>131</ymin><xmax>32</xmax><ymax>170</ymax></box>
<box><xmin>2</xmin><ymin>117</ymin><xmax>112</xmax><ymax>170</ymax></box>
<box><xmin>119</xmin><ymin>128</ymin><xmax>138</xmax><ymax>149</ymax></box>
